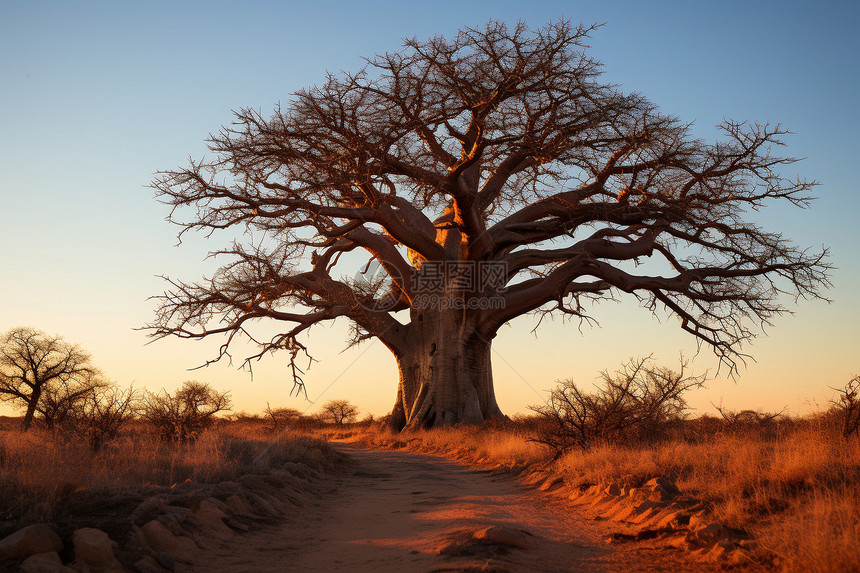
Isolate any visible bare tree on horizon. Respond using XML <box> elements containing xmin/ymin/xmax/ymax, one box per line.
<box><xmin>0</xmin><ymin>327</ymin><xmax>99</xmax><ymax>431</ymax></box>
<box><xmin>148</xmin><ymin>20</ymin><xmax>830</xmax><ymax>430</ymax></box>
<box><xmin>320</xmin><ymin>399</ymin><xmax>360</xmax><ymax>426</ymax></box>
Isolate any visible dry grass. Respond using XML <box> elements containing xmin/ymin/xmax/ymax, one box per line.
<box><xmin>329</xmin><ymin>415</ymin><xmax>860</xmax><ymax>573</ymax></box>
<box><xmin>324</xmin><ymin>420</ymin><xmax>545</xmax><ymax>470</ymax></box>
<box><xmin>3</xmin><ymin>412</ymin><xmax>856</xmax><ymax>571</ymax></box>
<box><xmin>0</xmin><ymin>420</ymin><xmax>338</xmax><ymax>525</ymax></box>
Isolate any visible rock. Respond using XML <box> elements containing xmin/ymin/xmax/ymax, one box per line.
<box><xmin>71</xmin><ymin>528</ymin><xmax>123</xmax><ymax>573</ymax></box>
<box><xmin>648</xmin><ymin>486</ymin><xmax>678</xmax><ymax>503</ymax></box>
<box><xmin>183</xmin><ymin>500</ymin><xmax>234</xmax><ymax>541</ymax></box>
<box><xmin>0</xmin><ymin>524</ymin><xmax>63</xmax><ymax>560</ymax></box>
<box><xmin>274</xmin><ymin>472</ymin><xmax>305</xmax><ymax>493</ymax></box>
<box><xmin>655</xmin><ymin>510</ymin><xmax>689</xmax><ymax>529</ymax></box>
<box><xmin>223</xmin><ymin>495</ymin><xmax>257</xmax><ymax>518</ymax></box>
<box><xmin>702</xmin><ymin>538</ymin><xmax>739</xmax><ymax>562</ymax></box>
<box><xmin>126</xmin><ymin>525</ymin><xmax>151</xmax><ymax>553</ymax></box>
<box><xmin>197</xmin><ymin>499</ymin><xmax>228</xmax><ymax>520</ymax></box>
<box><xmin>688</xmin><ymin>523</ymin><xmax>732</xmax><ymax>547</ymax></box>
<box><xmin>202</xmin><ymin>497</ymin><xmax>228</xmax><ymax>512</ymax></box>
<box><xmin>688</xmin><ymin>514</ymin><xmax>708</xmax><ymax>530</ymax></box>
<box><xmin>239</xmin><ymin>475</ymin><xmax>276</xmax><ymax>494</ymax></box>
<box><xmin>223</xmin><ymin>518</ymin><xmax>249</xmax><ymax>532</ymax></box>
<box><xmin>246</xmin><ymin>493</ymin><xmax>278</xmax><ymax>516</ymax></box>
<box><xmin>645</xmin><ymin>476</ymin><xmax>677</xmax><ymax>490</ymax></box>
<box><xmin>20</xmin><ymin>551</ymin><xmax>76</xmax><ymax>573</ymax></box>
<box><xmin>155</xmin><ymin>514</ymin><xmax>188</xmax><ymax>538</ymax></box>
<box><xmin>472</xmin><ymin>526</ymin><xmax>536</xmax><ymax>549</ymax></box>
<box><xmin>140</xmin><ymin>520</ymin><xmax>199</xmax><ymax>564</ymax></box>
<box><xmin>281</xmin><ymin>462</ymin><xmax>320</xmax><ymax>480</ymax></box>
<box><xmin>538</xmin><ymin>475</ymin><xmax>564</xmax><ymax>492</ymax></box>
<box><xmin>133</xmin><ymin>555</ymin><xmax>171</xmax><ymax>573</ymax></box>
<box><xmin>155</xmin><ymin>552</ymin><xmax>176</xmax><ymax>570</ymax></box>
<box><xmin>645</xmin><ymin>477</ymin><xmax>679</xmax><ymax>502</ymax></box>
<box><xmin>130</xmin><ymin>497</ymin><xmax>168</xmax><ymax>526</ymax></box>
<box><xmin>603</xmin><ymin>483</ymin><xmax>623</xmax><ymax>497</ymax></box>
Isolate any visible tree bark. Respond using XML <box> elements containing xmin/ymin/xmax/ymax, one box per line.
<box><xmin>21</xmin><ymin>387</ymin><xmax>40</xmax><ymax>432</ymax></box>
<box><xmin>388</xmin><ymin>308</ymin><xmax>504</xmax><ymax>430</ymax></box>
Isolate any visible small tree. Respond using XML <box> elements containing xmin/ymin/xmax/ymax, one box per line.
<box><xmin>530</xmin><ymin>357</ymin><xmax>706</xmax><ymax>455</ymax></box>
<box><xmin>71</xmin><ymin>384</ymin><xmax>139</xmax><ymax>450</ymax></box>
<box><xmin>265</xmin><ymin>403</ymin><xmax>303</xmax><ymax>431</ymax></box>
<box><xmin>37</xmin><ymin>372</ymin><xmax>111</xmax><ymax>431</ymax></box>
<box><xmin>0</xmin><ymin>327</ymin><xmax>98</xmax><ymax>431</ymax></box>
<box><xmin>832</xmin><ymin>375</ymin><xmax>860</xmax><ymax>438</ymax></box>
<box><xmin>320</xmin><ymin>399</ymin><xmax>359</xmax><ymax>425</ymax></box>
<box><xmin>713</xmin><ymin>403</ymin><xmax>785</xmax><ymax>436</ymax></box>
<box><xmin>142</xmin><ymin>381</ymin><xmax>231</xmax><ymax>442</ymax></box>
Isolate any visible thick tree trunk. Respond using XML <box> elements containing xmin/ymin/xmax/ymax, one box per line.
<box><xmin>388</xmin><ymin>309</ymin><xmax>504</xmax><ymax>430</ymax></box>
<box><xmin>21</xmin><ymin>388</ymin><xmax>40</xmax><ymax>432</ymax></box>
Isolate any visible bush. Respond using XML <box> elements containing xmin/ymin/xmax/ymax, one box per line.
<box><xmin>264</xmin><ymin>403</ymin><xmax>304</xmax><ymax>432</ymax></box>
<box><xmin>529</xmin><ymin>356</ymin><xmax>706</xmax><ymax>456</ymax></box>
<box><xmin>142</xmin><ymin>381</ymin><xmax>231</xmax><ymax>442</ymax></box>
<box><xmin>319</xmin><ymin>399</ymin><xmax>359</xmax><ymax>425</ymax></box>
<box><xmin>833</xmin><ymin>375</ymin><xmax>860</xmax><ymax>437</ymax></box>
<box><xmin>70</xmin><ymin>384</ymin><xmax>139</xmax><ymax>450</ymax></box>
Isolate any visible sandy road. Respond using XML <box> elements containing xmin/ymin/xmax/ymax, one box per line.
<box><xmin>186</xmin><ymin>444</ymin><xmax>712</xmax><ymax>572</ymax></box>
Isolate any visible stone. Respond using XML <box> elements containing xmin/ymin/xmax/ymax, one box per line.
<box><xmin>20</xmin><ymin>551</ymin><xmax>76</xmax><ymax>573</ymax></box>
<box><xmin>239</xmin><ymin>474</ymin><xmax>276</xmax><ymax>494</ymax></box>
<box><xmin>127</xmin><ymin>525</ymin><xmax>151</xmax><ymax>553</ymax></box>
<box><xmin>155</xmin><ymin>514</ymin><xmax>187</xmax><ymax>538</ymax></box>
<box><xmin>688</xmin><ymin>514</ymin><xmax>708</xmax><ymax>530</ymax></box>
<box><xmin>0</xmin><ymin>524</ymin><xmax>63</xmax><ymax>560</ymax></box>
<box><xmin>155</xmin><ymin>552</ymin><xmax>176</xmax><ymax>570</ymax></box>
<box><xmin>130</xmin><ymin>497</ymin><xmax>168</xmax><ymax>526</ymax></box>
<box><xmin>133</xmin><ymin>555</ymin><xmax>171</xmax><ymax>573</ymax></box>
<box><xmin>140</xmin><ymin>520</ymin><xmax>199</xmax><ymax>564</ymax></box>
<box><xmin>223</xmin><ymin>518</ymin><xmax>249</xmax><ymax>532</ymax></box>
<box><xmin>645</xmin><ymin>476</ymin><xmax>675</xmax><ymax>488</ymax></box>
<box><xmin>281</xmin><ymin>462</ymin><xmax>320</xmax><ymax>480</ymax></box>
<box><xmin>655</xmin><ymin>510</ymin><xmax>689</xmax><ymax>529</ymax></box>
<box><xmin>702</xmin><ymin>538</ymin><xmax>738</xmax><ymax>562</ymax></box>
<box><xmin>472</xmin><ymin>526</ymin><xmax>536</xmax><ymax>549</ymax></box>
<box><xmin>71</xmin><ymin>528</ymin><xmax>123</xmax><ymax>573</ymax></box>
<box><xmin>184</xmin><ymin>500</ymin><xmax>234</xmax><ymax>540</ymax></box>
<box><xmin>603</xmin><ymin>483</ymin><xmax>623</xmax><ymax>496</ymax></box>
<box><xmin>538</xmin><ymin>475</ymin><xmax>564</xmax><ymax>492</ymax></box>
<box><xmin>688</xmin><ymin>523</ymin><xmax>732</xmax><ymax>547</ymax></box>
<box><xmin>648</xmin><ymin>485</ymin><xmax>678</xmax><ymax>503</ymax></box>
<box><xmin>224</xmin><ymin>495</ymin><xmax>257</xmax><ymax>518</ymax></box>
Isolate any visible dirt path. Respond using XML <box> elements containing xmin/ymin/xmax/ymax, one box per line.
<box><xmin>185</xmin><ymin>444</ymin><xmax>713</xmax><ymax>572</ymax></box>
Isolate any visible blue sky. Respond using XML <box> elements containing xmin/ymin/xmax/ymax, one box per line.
<box><xmin>1</xmin><ymin>1</ymin><xmax>858</xmax><ymax>418</ymax></box>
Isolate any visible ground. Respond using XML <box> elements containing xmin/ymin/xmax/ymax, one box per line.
<box><xmin>183</xmin><ymin>443</ymin><xmax>718</xmax><ymax>573</ymax></box>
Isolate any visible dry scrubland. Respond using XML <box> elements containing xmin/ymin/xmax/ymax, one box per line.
<box><xmin>1</xmin><ymin>411</ymin><xmax>858</xmax><ymax>572</ymax></box>
<box><xmin>325</xmin><ymin>413</ymin><xmax>860</xmax><ymax>573</ymax></box>
<box><xmin>0</xmin><ymin>418</ymin><xmax>340</xmax><ymax>542</ymax></box>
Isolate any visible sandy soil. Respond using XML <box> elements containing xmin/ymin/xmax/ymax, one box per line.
<box><xmin>184</xmin><ymin>444</ymin><xmax>716</xmax><ymax>572</ymax></box>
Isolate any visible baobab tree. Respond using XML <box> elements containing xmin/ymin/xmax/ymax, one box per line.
<box><xmin>0</xmin><ymin>327</ymin><xmax>99</xmax><ymax>431</ymax></box>
<box><xmin>149</xmin><ymin>21</ymin><xmax>830</xmax><ymax>430</ymax></box>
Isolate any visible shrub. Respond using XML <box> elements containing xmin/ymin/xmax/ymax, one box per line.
<box><xmin>319</xmin><ymin>399</ymin><xmax>359</xmax><ymax>425</ymax></box>
<box><xmin>264</xmin><ymin>403</ymin><xmax>303</xmax><ymax>432</ymax></box>
<box><xmin>70</xmin><ymin>384</ymin><xmax>139</xmax><ymax>450</ymax></box>
<box><xmin>142</xmin><ymin>381</ymin><xmax>231</xmax><ymax>442</ymax></box>
<box><xmin>832</xmin><ymin>375</ymin><xmax>860</xmax><ymax>437</ymax></box>
<box><xmin>529</xmin><ymin>356</ymin><xmax>706</xmax><ymax>456</ymax></box>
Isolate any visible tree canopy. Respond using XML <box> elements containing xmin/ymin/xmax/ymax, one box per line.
<box><xmin>148</xmin><ymin>20</ymin><xmax>830</xmax><ymax>428</ymax></box>
<box><xmin>0</xmin><ymin>327</ymin><xmax>100</xmax><ymax>431</ymax></box>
